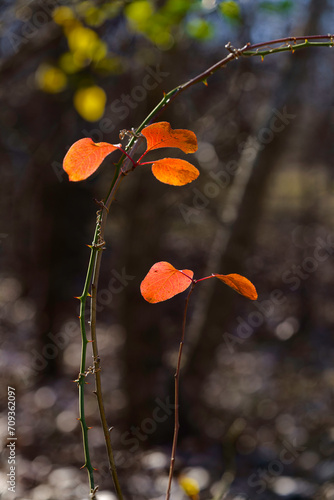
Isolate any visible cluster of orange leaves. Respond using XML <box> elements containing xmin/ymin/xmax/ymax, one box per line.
<box><xmin>63</xmin><ymin>121</ymin><xmax>199</xmax><ymax>185</ymax></box>
<box><xmin>63</xmin><ymin>122</ymin><xmax>257</xmax><ymax>303</ymax></box>
<box><xmin>140</xmin><ymin>262</ymin><xmax>258</xmax><ymax>303</ymax></box>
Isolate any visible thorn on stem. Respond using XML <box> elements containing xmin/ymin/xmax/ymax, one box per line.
<box><xmin>91</xmin><ymin>241</ymin><xmax>106</xmax><ymax>250</ymax></box>
<box><xmin>119</xmin><ymin>128</ymin><xmax>139</xmax><ymax>139</ymax></box>
<box><xmin>94</xmin><ymin>198</ymin><xmax>109</xmax><ymax>212</ymax></box>
<box><xmin>225</xmin><ymin>41</ymin><xmax>243</xmax><ymax>59</ymax></box>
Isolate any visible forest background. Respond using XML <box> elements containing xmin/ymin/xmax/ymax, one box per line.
<box><xmin>1</xmin><ymin>1</ymin><xmax>334</xmax><ymax>499</ymax></box>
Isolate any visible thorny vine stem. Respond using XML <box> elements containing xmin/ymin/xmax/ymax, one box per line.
<box><xmin>77</xmin><ymin>141</ymin><xmax>142</xmax><ymax>499</ymax></box>
<box><xmin>90</xmin><ymin>142</ymin><xmax>142</xmax><ymax>499</ymax></box>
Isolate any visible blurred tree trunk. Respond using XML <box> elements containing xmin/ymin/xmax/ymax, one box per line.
<box><xmin>118</xmin><ymin>171</ymin><xmax>171</xmax><ymax>432</ymax></box>
<box><xmin>182</xmin><ymin>0</ymin><xmax>326</xmax><ymax>436</ymax></box>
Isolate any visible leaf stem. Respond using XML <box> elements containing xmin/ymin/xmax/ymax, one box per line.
<box><xmin>116</xmin><ymin>147</ymin><xmax>137</xmax><ymax>167</ymax></box>
<box><xmin>135</xmin><ymin>161</ymin><xmax>152</xmax><ymax>166</ymax></box>
<box><xmin>165</xmin><ymin>281</ymin><xmax>196</xmax><ymax>500</ymax></box>
<box><xmin>178</xmin><ymin>270</ymin><xmax>195</xmax><ymax>282</ymax></box>
<box><xmin>195</xmin><ymin>275</ymin><xmax>215</xmax><ymax>283</ymax></box>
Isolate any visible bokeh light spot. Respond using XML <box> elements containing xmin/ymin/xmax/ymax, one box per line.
<box><xmin>74</xmin><ymin>85</ymin><xmax>106</xmax><ymax>121</ymax></box>
<box><xmin>34</xmin><ymin>386</ymin><xmax>57</xmax><ymax>409</ymax></box>
<box><xmin>52</xmin><ymin>6</ymin><xmax>75</xmax><ymax>26</ymax></box>
<box><xmin>56</xmin><ymin>411</ymin><xmax>78</xmax><ymax>433</ymax></box>
<box><xmin>36</xmin><ymin>65</ymin><xmax>67</xmax><ymax>94</ymax></box>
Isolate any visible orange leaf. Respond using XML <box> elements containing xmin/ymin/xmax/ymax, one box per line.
<box><xmin>214</xmin><ymin>274</ymin><xmax>258</xmax><ymax>300</ymax></box>
<box><xmin>63</xmin><ymin>138</ymin><xmax>121</xmax><ymax>181</ymax></box>
<box><xmin>151</xmin><ymin>158</ymin><xmax>199</xmax><ymax>186</ymax></box>
<box><xmin>142</xmin><ymin>122</ymin><xmax>198</xmax><ymax>154</ymax></box>
<box><xmin>141</xmin><ymin>261</ymin><xmax>194</xmax><ymax>303</ymax></box>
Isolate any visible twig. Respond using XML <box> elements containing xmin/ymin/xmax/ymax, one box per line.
<box><xmin>112</xmin><ymin>35</ymin><xmax>334</xmax><ymax>160</ymax></box>
<box><xmin>165</xmin><ymin>282</ymin><xmax>196</xmax><ymax>500</ymax></box>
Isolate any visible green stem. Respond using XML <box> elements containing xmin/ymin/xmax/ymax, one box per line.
<box><xmin>78</xmin><ymin>225</ymin><xmax>100</xmax><ymax>496</ymax></box>
<box><xmin>90</xmin><ymin>171</ymin><xmax>125</xmax><ymax>500</ymax></box>
<box><xmin>243</xmin><ymin>39</ymin><xmax>334</xmax><ymax>58</ymax></box>
<box><xmin>165</xmin><ymin>282</ymin><xmax>196</xmax><ymax>500</ymax></box>
<box><xmin>88</xmin><ymin>142</ymin><xmax>143</xmax><ymax>499</ymax></box>
<box><xmin>77</xmin><ymin>167</ymin><xmax>128</xmax><ymax>497</ymax></box>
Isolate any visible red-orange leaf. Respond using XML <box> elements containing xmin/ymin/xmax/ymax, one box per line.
<box><xmin>214</xmin><ymin>274</ymin><xmax>258</xmax><ymax>300</ymax></box>
<box><xmin>63</xmin><ymin>138</ymin><xmax>121</xmax><ymax>181</ymax></box>
<box><xmin>151</xmin><ymin>158</ymin><xmax>199</xmax><ymax>186</ymax></box>
<box><xmin>141</xmin><ymin>262</ymin><xmax>194</xmax><ymax>303</ymax></box>
<box><xmin>142</xmin><ymin>122</ymin><xmax>198</xmax><ymax>154</ymax></box>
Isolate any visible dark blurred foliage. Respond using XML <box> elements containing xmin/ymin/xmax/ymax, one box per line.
<box><xmin>1</xmin><ymin>1</ymin><xmax>334</xmax><ymax>499</ymax></box>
